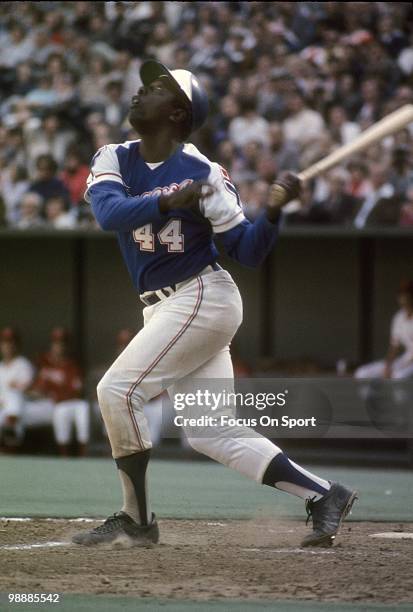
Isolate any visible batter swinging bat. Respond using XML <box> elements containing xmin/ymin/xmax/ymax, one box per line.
<box><xmin>270</xmin><ymin>104</ymin><xmax>413</xmax><ymax>206</ymax></box>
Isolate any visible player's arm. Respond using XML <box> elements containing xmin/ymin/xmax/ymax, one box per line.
<box><xmin>205</xmin><ymin>167</ymin><xmax>300</xmax><ymax>268</ymax></box>
<box><xmin>85</xmin><ymin>145</ymin><xmax>168</xmax><ymax>231</ymax></box>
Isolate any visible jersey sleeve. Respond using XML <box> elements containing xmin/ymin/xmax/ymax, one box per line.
<box><xmin>201</xmin><ymin>163</ymin><xmax>245</xmax><ymax>233</ymax></box>
<box><xmin>84</xmin><ymin>144</ymin><xmax>125</xmax><ymax>203</ymax></box>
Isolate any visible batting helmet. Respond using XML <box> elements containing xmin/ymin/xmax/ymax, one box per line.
<box><xmin>140</xmin><ymin>60</ymin><xmax>209</xmax><ymax>136</ymax></box>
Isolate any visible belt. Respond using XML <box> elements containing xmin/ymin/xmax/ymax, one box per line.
<box><xmin>140</xmin><ymin>262</ymin><xmax>221</xmax><ymax>307</ymax></box>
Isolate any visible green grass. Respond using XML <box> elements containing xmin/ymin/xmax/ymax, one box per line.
<box><xmin>1</xmin><ymin>456</ymin><xmax>412</xmax><ymax>521</ymax></box>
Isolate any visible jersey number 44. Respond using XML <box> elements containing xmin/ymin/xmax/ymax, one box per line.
<box><xmin>133</xmin><ymin>219</ymin><xmax>184</xmax><ymax>253</ymax></box>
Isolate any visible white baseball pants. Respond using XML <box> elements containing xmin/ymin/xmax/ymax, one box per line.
<box><xmin>52</xmin><ymin>400</ymin><xmax>90</xmax><ymax>444</ymax></box>
<box><xmin>97</xmin><ymin>268</ymin><xmax>280</xmax><ymax>482</ymax></box>
<box><xmin>355</xmin><ymin>354</ymin><xmax>413</xmax><ymax>379</ymax></box>
<box><xmin>23</xmin><ymin>399</ymin><xmax>90</xmax><ymax>444</ymax></box>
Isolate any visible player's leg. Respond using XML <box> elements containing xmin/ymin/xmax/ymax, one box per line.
<box><xmin>391</xmin><ymin>356</ymin><xmax>413</xmax><ymax>379</ymax></box>
<box><xmin>0</xmin><ymin>389</ymin><xmax>26</xmax><ymax>448</ymax></box>
<box><xmin>354</xmin><ymin>360</ymin><xmax>386</xmax><ymax>378</ymax></box>
<box><xmin>73</xmin><ymin>272</ymin><xmax>243</xmax><ymax>544</ymax></box>
<box><xmin>72</xmin><ymin>400</ymin><xmax>90</xmax><ymax>456</ymax></box>
<box><xmin>52</xmin><ymin>401</ymin><xmax>73</xmax><ymax>456</ymax></box>
<box><xmin>171</xmin><ymin>347</ymin><xmax>331</xmax><ymax>501</ymax></box>
<box><xmin>171</xmin><ymin>348</ymin><xmax>357</xmax><ymax>547</ymax></box>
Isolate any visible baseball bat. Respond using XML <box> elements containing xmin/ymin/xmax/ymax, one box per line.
<box><xmin>270</xmin><ymin>104</ymin><xmax>413</xmax><ymax>207</ymax></box>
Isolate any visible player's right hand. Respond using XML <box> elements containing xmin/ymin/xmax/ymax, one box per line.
<box><xmin>159</xmin><ymin>181</ymin><xmax>215</xmax><ymax>213</ymax></box>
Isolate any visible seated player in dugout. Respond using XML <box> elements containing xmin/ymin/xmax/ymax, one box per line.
<box><xmin>72</xmin><ymin>61</ymin><xmax>358</xmax><ymax>548</ymax></box>
<box><xmin>27</xmin><ymin>328</ymin><xmax>89</xmax><ymax>457</ymax></box>
<box><xmin>0</xmin><ymin>327</ymin><xmax>34</xmax><ymax>451</ymax></box>
<box><xmin>355</xmin><ymin>279</ymin><xmax>413</xmax><ymax>380</ymax></box>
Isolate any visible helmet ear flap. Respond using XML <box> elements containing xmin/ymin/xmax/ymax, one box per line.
<box><xmin>188</xmin><ymin>75</ymin><xmax>209</xmax><ymax>132</ymax></box>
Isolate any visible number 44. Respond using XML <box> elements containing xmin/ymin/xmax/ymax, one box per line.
<box><xmin>133</xmin><ymin>219</ymin><xmax>184</xmax><ymax>253</ymax></box>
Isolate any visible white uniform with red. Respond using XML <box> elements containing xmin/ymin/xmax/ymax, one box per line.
<box><xmin>0</xmin><ymin>356</ymin><xmax>34</xmax><ymax>436</ymax></box>
<box><xmin>355</xmin><ymin>309</ymin><xmax>413</xmax><ymax>379</ymax></box>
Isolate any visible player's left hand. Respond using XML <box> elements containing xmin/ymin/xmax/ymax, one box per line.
<box><xmin>267</xmin><ymin>172</ymin><xmax>302</xmax><ymax>218</ymax></box>
<box><xmin>159</xmin><ymin>181</ymin><xmax>215</xmax><ymax>213</ymax></box>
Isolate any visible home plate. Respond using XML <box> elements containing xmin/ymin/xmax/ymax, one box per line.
<box><xmin>0</xmin><ymin>541</ymin><xmax>70</xmax><ymax>551</ymax></box>
<box><xmin>369</xmin><ymin>532</ymin><xmax>413</xmax><ymax>540</ymax></box>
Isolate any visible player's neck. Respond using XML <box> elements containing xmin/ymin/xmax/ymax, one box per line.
<box><xmin>139</xmin><ymin>135</ymin><xmax>181</xmax><ymax>163</ymax></box>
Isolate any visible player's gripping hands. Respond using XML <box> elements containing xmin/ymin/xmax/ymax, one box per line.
<box><xmin>158</xmin><ymin>181</ymin><xmax>215</xmax><ymax>213</ymax></box>
<box><xmin>267</xmin><ymin>172</ymin><xmax>302</xmax><ymax>222</ymax></box>
<box><xmin>157</xmin><ymin>172</ymin><xmax>301</xmax><ymax>225</ymax></box>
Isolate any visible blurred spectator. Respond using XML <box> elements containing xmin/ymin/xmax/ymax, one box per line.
<box><xmin>1</xmin><ymin>165</ymin><xmax>30</xmax><ymax>225</ymax></box>
<box><xmin>25</xmin><ymin>75</ymin><xmax>59</xmax><ymax>110</ymax></box>
<box><xmin>0</xmin><ymin>1</ymin><xmax>411</xmax><ymax>230</ymax></box>
<box><xmin>232</xmin><ymin>141</ymin><xmax>261</xmax><ymax>183</ymax></box>
<box><xmin>0</xmin><ymin>23</ymin><xmax>33</xmax><ymax>68</ymax></box>
<box><xmin>310</xmin><ymin>169</ymin><xmax>362</xmax><ymax>225</ymax></box>
<box><xmin>190</xmin><ymin>25</ymin><xmax>221</xmax><ymax>72</ymax></box>
<box><xmin>16</xmin><ymin>192</ymin><xmax>44</xmax><ymax>229</ymax></box>
<box><xmin>229</xmin><ymin>97</ymin><xmax>270</xmax><ymax>148</ymax></box>
<box><xmin>357</xmin><ymin>78</ymin><xmax>382</xmax><ymax>125</ymax></box>
<box><xmin>283</xmin><ymin>90</ymin><xmax>326</xmax><ymax>148</ymax></box>
<box><xmin>268</xmin><ymin>122</ymin><xmax>300</xmax><ymax>172</ymax></box>
<box><xmin>399</xmin><ymin>183</ymin><xmax>413</xmax><ymax>227</ymax></box>
<box><xmin>31</xmin><ymin>27</ymin><xmax>60</xmax><ymax>66</ymax></box>
<box><xmin>256</xmin><ymin>154</ymin><xmax>277</xmax><ymax>185</ymax></box>
<box><xmin>29</xmin><ymin>154</ymin><xmax>70</xmax><ymax>205</ymax></box>
<box><xmin>0</xmin><ymin>328</ymin><xmax>34</xmax><ymax>450</ymax></box>
<box><xmin>146</xmin><ymin>21</ymin><xmax>177</xmax><ymax>66</ymax></box>
<box><xmin>388</xmin><ymin>146</ymin><xmax>413</xmax><ymax>200</ymax></box>
<box><xmin>243</xmin><ymin>180</ymin><xmax>270</xmax><ymax>220</ymax></box>
<box><xmin>78</xmin><ymin>54</ymin><xmax>112</xmax><ymax>106</ymax></box>
<box><xmin>101</xmin><ymin>79</ymin><xmax>129</xmax><ymax>127</ymax></box>
<box><xmin>353</xmin><ymin>164</ymin><xmax>396</xmax><ymax>228</ymax></box>
<box><xmin>345</xmin><ymin>161</ymin><xmax>373</xmax><ymax>199</ymax></box>
<box><xmin>12</xmin><ymin>61</ymin><xmax>36</xmax><ymax>97</ymax></box>
<box><xmin>44</xmin><ymin>195</ymin><xmax>76</xmax><ymax>229</ymax></box>
<box><xmin>60</xmin><ymin>149</ymin><xmax>90</xmax><ymax>206</ymax></box>
<box><xmin>27</xmin><ymin>328</ymin><xmax>89</xmax><ymax>457</ymax></box>
<box><xmin>26</xmin><ymin>112</ymin><xmax>75</xmax><ymax>167</ymax></box>
<box><xmin>327</xmin><ymin>105</ymin><xmax>361</xmax><ymax>145</ymax></box>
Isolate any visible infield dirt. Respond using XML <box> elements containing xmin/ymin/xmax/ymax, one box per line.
<box><xmin>1</xmin><ymin>518</ymin><xmax>412</xmax><ymax>604</ymax></box>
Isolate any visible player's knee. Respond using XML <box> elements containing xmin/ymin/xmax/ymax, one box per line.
<box><xmin>185</xmin><ymin>435</ymin><xmax>207</xmax><ymax>454</ymax></box>
<box><xmin>97</xmin><ymin>372</ymin><xmax>118</xmax><ymax>409</ymax></box>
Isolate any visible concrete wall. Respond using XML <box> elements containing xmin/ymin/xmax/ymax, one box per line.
<box><xmin>1</xmin><ymin>229</ymin><xmax>413</xmax><ymax>371</ymax></box>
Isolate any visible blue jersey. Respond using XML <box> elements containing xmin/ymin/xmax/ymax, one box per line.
<box><xmin>86</xmin><ymin>140</ymin><xmax>280</xmax><ymax>293</ymax></box>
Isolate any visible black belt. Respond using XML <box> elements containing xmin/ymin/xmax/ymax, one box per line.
<box><xmin>140</xmin><ymin>262</ymin><xmax>221</xmax><ymax>307</ymax></box>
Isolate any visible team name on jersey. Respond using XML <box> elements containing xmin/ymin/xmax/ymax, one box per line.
<box><xmin>140</xmin><ymin>179</ymin><xmax>194</xmax><ymax>199</ymax></box>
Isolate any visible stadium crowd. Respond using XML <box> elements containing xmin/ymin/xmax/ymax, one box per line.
<box><xmin>0</xmin><ymin>1</ymin><xmax>412</xmax><ymax>229</ymax></box>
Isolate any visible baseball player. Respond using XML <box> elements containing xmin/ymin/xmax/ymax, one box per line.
<box><xmin>355</xmin><ymin>280</ymin><xmax>413</xmax><ymax>380</ymax></box>
<box><xmin>73</xmin><ymin>61</ymin><xmax>357</xmax><ymax>548</ymax></box>
<box><xmin>26</xmin><ymin>328</ymin><xmax>89</xmax><ymax>456</ymax></box>
<box><xmin>0</xmin><ymin>328</ymin><xmax>34</xmax><ymax>449</ymax></box>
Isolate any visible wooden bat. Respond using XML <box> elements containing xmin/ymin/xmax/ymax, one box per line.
<box><xmin>270</xmin><ymin>104</ymin><xmax>413</xmax><ymax>207</ymax></box>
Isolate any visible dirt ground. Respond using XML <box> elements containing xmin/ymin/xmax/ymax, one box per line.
<box><xmin>0</xmin><ymin>518</ymin><xmax>412</xmax><ymax>605</ymax></box>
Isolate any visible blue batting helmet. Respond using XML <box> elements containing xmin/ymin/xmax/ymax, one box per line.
<box><xmin>140</xmin><ymin>60</ymin><xmax>209</xmax><ymax>136</ymax></box>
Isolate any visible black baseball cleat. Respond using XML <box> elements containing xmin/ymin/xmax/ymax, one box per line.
<box><xmin>301</xmin><ymin>482</ymin><xmax>358</xmax><ymax>547</ymax></box>
<box><xmin>72</xmin><ymin>511</ymin><xmax>159</xmax><ymax>546</ymax></box>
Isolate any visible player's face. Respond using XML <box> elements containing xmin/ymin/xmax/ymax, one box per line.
<box><xmin>0</xmin><ymin>340</ymin><xmax>16</xmax><ymax>359</ymax></box>
<box><xmin>129</xmin><ymin>79</ymin><xmax>180</xmax><ymax>134</ymax></box>
<box><xmin>398</xmin><ymin>292</ymin><xmax>413</xmax><ymax>313</ymax></box>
